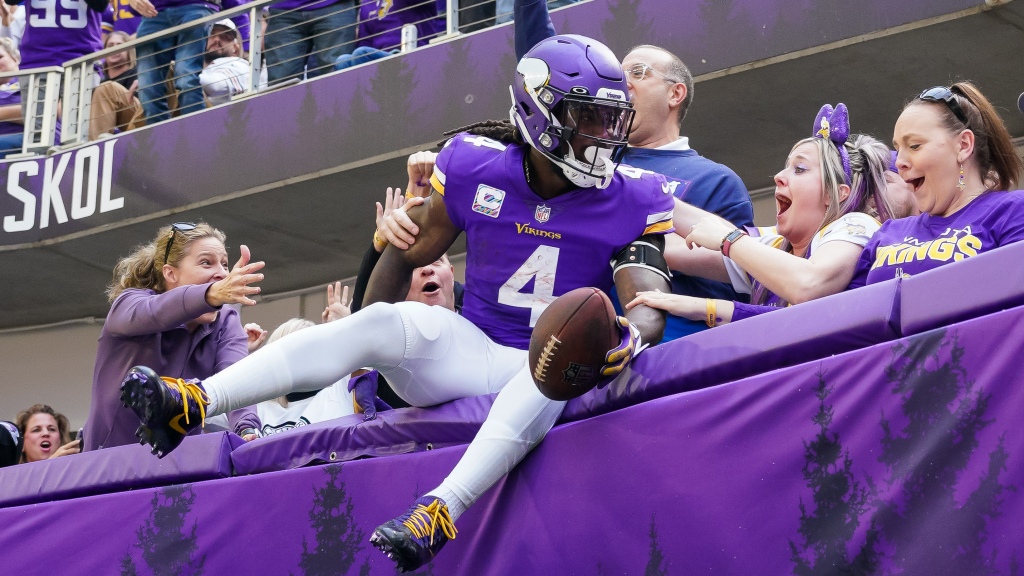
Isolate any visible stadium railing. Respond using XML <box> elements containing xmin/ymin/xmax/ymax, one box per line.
<box><xmin>0</xmin><ymin>66</ymin><xmax>63</xmax><ymax>157</ymax></box>
<box><xmin>53</xmin><ymin>0</ymin><xmax>547</xmax><ymax>152</ymax></box>
<box><xmin>60</xmin><ymin>0</ymin><xmax>275</xmax><ymax>145</ymax></box>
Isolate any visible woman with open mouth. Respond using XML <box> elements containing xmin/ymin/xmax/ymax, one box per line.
<box><xmin>15</xmin><ymin>404</ymin><xmax>79</xmax><ymax>464</ymax></box>
<box><xmin>633</xmin><ymin>103</ymin><xmax>906</xmax><ymax>326</ymax></box>
<box><xmin>848</xmin><ymin>82</ymin><xmax>1024</xmax><ymax>288</ymax></box>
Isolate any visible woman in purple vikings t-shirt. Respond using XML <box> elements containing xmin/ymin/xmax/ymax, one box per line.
<box><xmin>632</xmin><ymin>104</ymin><xmax>908</xmax><ymax>326</ymax></box>
<box><xmin>84</xmin><ymin>222</ymin><xmax>266</xmax><ymax>451</ymax></box>
<box><xmin>848</xmin><ymin>82</ymin><xmax>1024</xmax><ymax>289</ymax></box>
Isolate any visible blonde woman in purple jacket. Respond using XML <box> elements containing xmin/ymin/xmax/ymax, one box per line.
<box><xmin>84</xmin><ymin>222</ymin><xmax>265</xmax><ymax>451</ymax></box>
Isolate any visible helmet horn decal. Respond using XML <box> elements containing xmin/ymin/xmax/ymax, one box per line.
<box><xmin>509</xmin><ymin>35</ymin><xmax>634</xmax><ymax>189</ymax></box>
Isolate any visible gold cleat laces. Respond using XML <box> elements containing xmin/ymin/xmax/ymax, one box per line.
<box><xmin>160</xmin><ymin>377</ymin><xmax>210</xmax><ymax>434</ymax></box>
<box><xmin>401</xmin><ymin>500</ymin><xmax>458</xmax><ymax>545</ymax></box>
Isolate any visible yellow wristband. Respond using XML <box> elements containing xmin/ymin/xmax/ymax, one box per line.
<box><xmin>373</xmin><ymin>231</ymin><xmax>387</xmax><ymax>248</ymax></box>
<box><xmin>705</xmin><ymin>298</ymin><xmax>717</xmax><ymax>328</ymax></box>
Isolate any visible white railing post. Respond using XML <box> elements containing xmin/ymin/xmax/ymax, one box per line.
<box><xmin>446</xmin><ymin>0</ymin><xmax>459</xmax><ymax>37</ymax></box>
<box><xmin>60</xmin><ymin>62</ymin><xmax>95</xmax><ymax>146</ymax></box>
<box><xmin>248</xmin><ymin>4</ymin><xmax>264</xmax><ymax>93</ymax></box>
<box><xmin>20</xmin><ymin>68</ymin><xmax>62</xmax><ymax>155</ymax></box>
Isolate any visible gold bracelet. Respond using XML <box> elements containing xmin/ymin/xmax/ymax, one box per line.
<box><xmin>373</xmin><ymin>231</ymin><xmax>387</xmax><ymax>247</ymax></box>
<box><xmin>705</xmin><ymin>298</ymin><xmax>717</xmax><ymax>328</ymax></box>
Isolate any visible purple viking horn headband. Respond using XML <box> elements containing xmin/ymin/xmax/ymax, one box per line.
<box><xmin>812</xmin><ymin>103</ymin><xmax>852</xmax><ymax>184</ymax></box>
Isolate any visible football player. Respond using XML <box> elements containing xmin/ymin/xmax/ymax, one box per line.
<box><xmin>120</xmin><ymin>34</ymin><xmax>676</xmax><ymax>572</ymax></box>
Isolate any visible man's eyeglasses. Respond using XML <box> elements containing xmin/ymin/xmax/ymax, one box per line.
<box><xmin>163</xmin><ymin>222</ymin><xmax>197</xmax><ymax>264</ymax></box>
<box><xmin>918</xmin><ymin>86</ymin><xmax>968</xmax><ymax>125</ymax></box>
<box><xmin>625</xmin><ymin>63</ymin><xmax>679</xmax><ymax>84</ymax></box>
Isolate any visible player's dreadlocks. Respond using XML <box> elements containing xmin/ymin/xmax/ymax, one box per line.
<box><xmin>439</xmin><ymin>119</ymin><xmax>525</xmax><ymax>148</ymax></box>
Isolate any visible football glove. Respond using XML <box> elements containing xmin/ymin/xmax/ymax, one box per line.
<box><xmin>348</xmin><ymin>371</ymin><xmax>393</xmax><ymax>421</ymax></box>
<box><xmin>598</xmin><ymin>316</ymin><xmax>642</xmax><ymax>387</ymax></box>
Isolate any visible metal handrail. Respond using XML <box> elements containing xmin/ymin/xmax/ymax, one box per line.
<box><xmin>0</xmin><ymin>66</ymin><xmax>65</xmax><ymax>81</ymax></box>
<box><xmin>61</xmin><ymin>0</ymin><xmax>280</xmax><ymax>68</ymax></box>
<box><xmin>48</xmin><ymin>0</ymin><xmax>513</xmax><ymax>151</ymax></box>
<box><xmin>60</xmin><ymin>0</ymin><xmax>280</xmax><ymax>145</ymax></box>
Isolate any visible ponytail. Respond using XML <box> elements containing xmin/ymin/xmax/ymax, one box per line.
<box><xmin>842</xmin><ymin>134</ymin><xmax>897</xmax><ymax>222</ymax></box>
<box><xmin>950</xmin><ymin>82</ymin><xmax>1022</xmax><ymax>192</ymax></box>
<box><xmin>106</xmin><ymin>242</ymin><xmax>163</xmax><ymax>302</ymax></box>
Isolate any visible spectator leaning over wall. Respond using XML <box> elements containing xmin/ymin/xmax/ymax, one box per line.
<box><xmin>85</xmin><ymin>222</ymin><xmax>265</xmax><ymax>451</ymax></box>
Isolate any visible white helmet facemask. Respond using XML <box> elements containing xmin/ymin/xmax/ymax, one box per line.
<box><xmin>559</xmin><ymin>142</ymin><xmax>616</xmax><ymax>189</ymax></box>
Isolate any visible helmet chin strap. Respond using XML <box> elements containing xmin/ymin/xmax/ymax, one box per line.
<box><xmin>559</xmin><ymin>145</ymin><xmax>616</xmax><ymax>189</ymax></box>
<box><xmin>511</xmin><ymin>102</ymin><xmax>617</xmax><ymax>189</ymax></box>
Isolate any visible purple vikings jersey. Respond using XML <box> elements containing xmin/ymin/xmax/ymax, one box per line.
<box><xmin>430</xmin><ymin>133</ymin><xmax>676</xmax><ymax>350</ymax></box>
<box><xmin>21</xmin><ymin>0</ymin><xmax>103</xmax><ymax>69</ymax></box>
<box><xmin>849</xmin><ymin>190</ymin><xmax>1024</xmax><ymax>289</ymax></box>
<box><xmin>104</xmin><ymin>0</ymin><xmax>141</xmax><ymax>35</ymax></box>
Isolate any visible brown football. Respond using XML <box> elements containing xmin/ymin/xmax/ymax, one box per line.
<box><xmin>529</xmin><ymin>287</ymin><xmax>620</xmax><ymax>401</ymax></box>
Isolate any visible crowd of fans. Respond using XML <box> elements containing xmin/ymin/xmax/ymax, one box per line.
<box><xmin>4</xmin><ymin>0</ymin><xmax>1024</xmax><ymax>571</ymax></box>
<box><xmin>0</xmin><ymin>0</ymin><xmax>581</xmax><ymax>156</ymax></box>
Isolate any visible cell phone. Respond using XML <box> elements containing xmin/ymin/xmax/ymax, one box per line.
<box><xmin>76</xmin><ymin>428</ymin><xmax>85</xmax><ymax>450</ymax></box>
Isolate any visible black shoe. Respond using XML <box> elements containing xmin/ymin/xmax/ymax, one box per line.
<box><xmin>370</xmin><ymin>496</ymin><xmax>458</xmax><ymax>573</ymax></box>
<box><xmin>119</xmin><ymin>366</ymin><xmax>209</xmax><ymax>458</ymax></box>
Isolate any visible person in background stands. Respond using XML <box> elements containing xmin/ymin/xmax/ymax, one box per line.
<box><xmin>0</xmin><ymin>1</ymin><xmax>25</xmax><ymax>50</ymax></box>
<box><xmin>103</xmin><ymin>0</ymin><xmax>141</xmax><ymax>39</ymax></box>
<box><xmin>129</xmin><ymin>0</ymin><xmax>246</xmax><ymax>122</ymax></box>
<box><xmin>11</xmin><ymin>0</ymin><xmax>106</xmax><ymax>150</ymax></box>
<box><xmin>334</xmin><ymin>0</ymin><xmax>444</xmax><ymax>71</ymax></box>
<box><xmin>264</xmin><ymin>0</ymin><xmax>356</xmax><ymax>84</ymax></box>
<box><xmin>89</xmin><ymin>31</ymin><xmax>144</xmax><ymax>140</ymax></box>
<box><xmin>199</xmin><ymin>19</ymin><xmax>253</xmax><ymax>105</ymax></box>
<box><xmin>16</xmin><ymin>404</ymin><xmax>80</xmax><ymax>463</ymax></box>
<box><xmin>0</xmin><ymin>37</ymin><xmax>23</xmax><ymax>157</ymax></box>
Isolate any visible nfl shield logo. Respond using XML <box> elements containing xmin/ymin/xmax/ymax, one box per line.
<box><xmin>534</xmin><ymin>204</ymin><xmax>551</xmax><ymax>224</ymax></box>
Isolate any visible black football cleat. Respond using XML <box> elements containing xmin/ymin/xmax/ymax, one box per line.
<box><xmin>119</xmin><ymin>366</ymin><xmax>209</xmax><ymax>458</ymax></box>
<box><xmin>370</xmin><ymin>496</ymin><xmax>457</xmax><ymax>573</ymax></box>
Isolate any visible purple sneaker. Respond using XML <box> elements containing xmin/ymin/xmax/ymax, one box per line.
<box><xmin>370</xmin><ymin>496</ymin><xmax>458</xmax><ymax>572</ymax></box>
<box><xmin>119</xmin><ymin>365</ymin><xmax>209</xmax><ymax>458</ymax></box>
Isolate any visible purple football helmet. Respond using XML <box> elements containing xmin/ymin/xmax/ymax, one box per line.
<box><xmin>510</xmin><ymin>34</ymin><xmax>634</xmax><ymax>189</ymax></box>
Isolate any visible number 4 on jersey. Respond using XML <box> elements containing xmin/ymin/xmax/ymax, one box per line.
<box><xmin>498</xmin><ymin>245</ymin><xmax>559</xmax><ymax>327</ymax></box>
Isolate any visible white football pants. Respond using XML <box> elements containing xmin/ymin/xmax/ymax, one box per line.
<box><xmin>202</xmin><ymin>301</ymin><xmax>566</xmax><ymax>513</ymax></box>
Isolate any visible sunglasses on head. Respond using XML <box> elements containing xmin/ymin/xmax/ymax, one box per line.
<box><xmin>918</xmin><ymin>86</ymin><xmax>968</xmax><ymax>125</ymax></box>
<box><xmin>163</xmin><ymin>222</ymin><xmax>197</xmax><ymax>264</ymax></box>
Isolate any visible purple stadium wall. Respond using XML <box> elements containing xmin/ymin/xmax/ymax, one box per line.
<box><xmin>1</xmin><ymin>303</ymin><xmax>1021</xmax><ymax>575</ymax></box>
